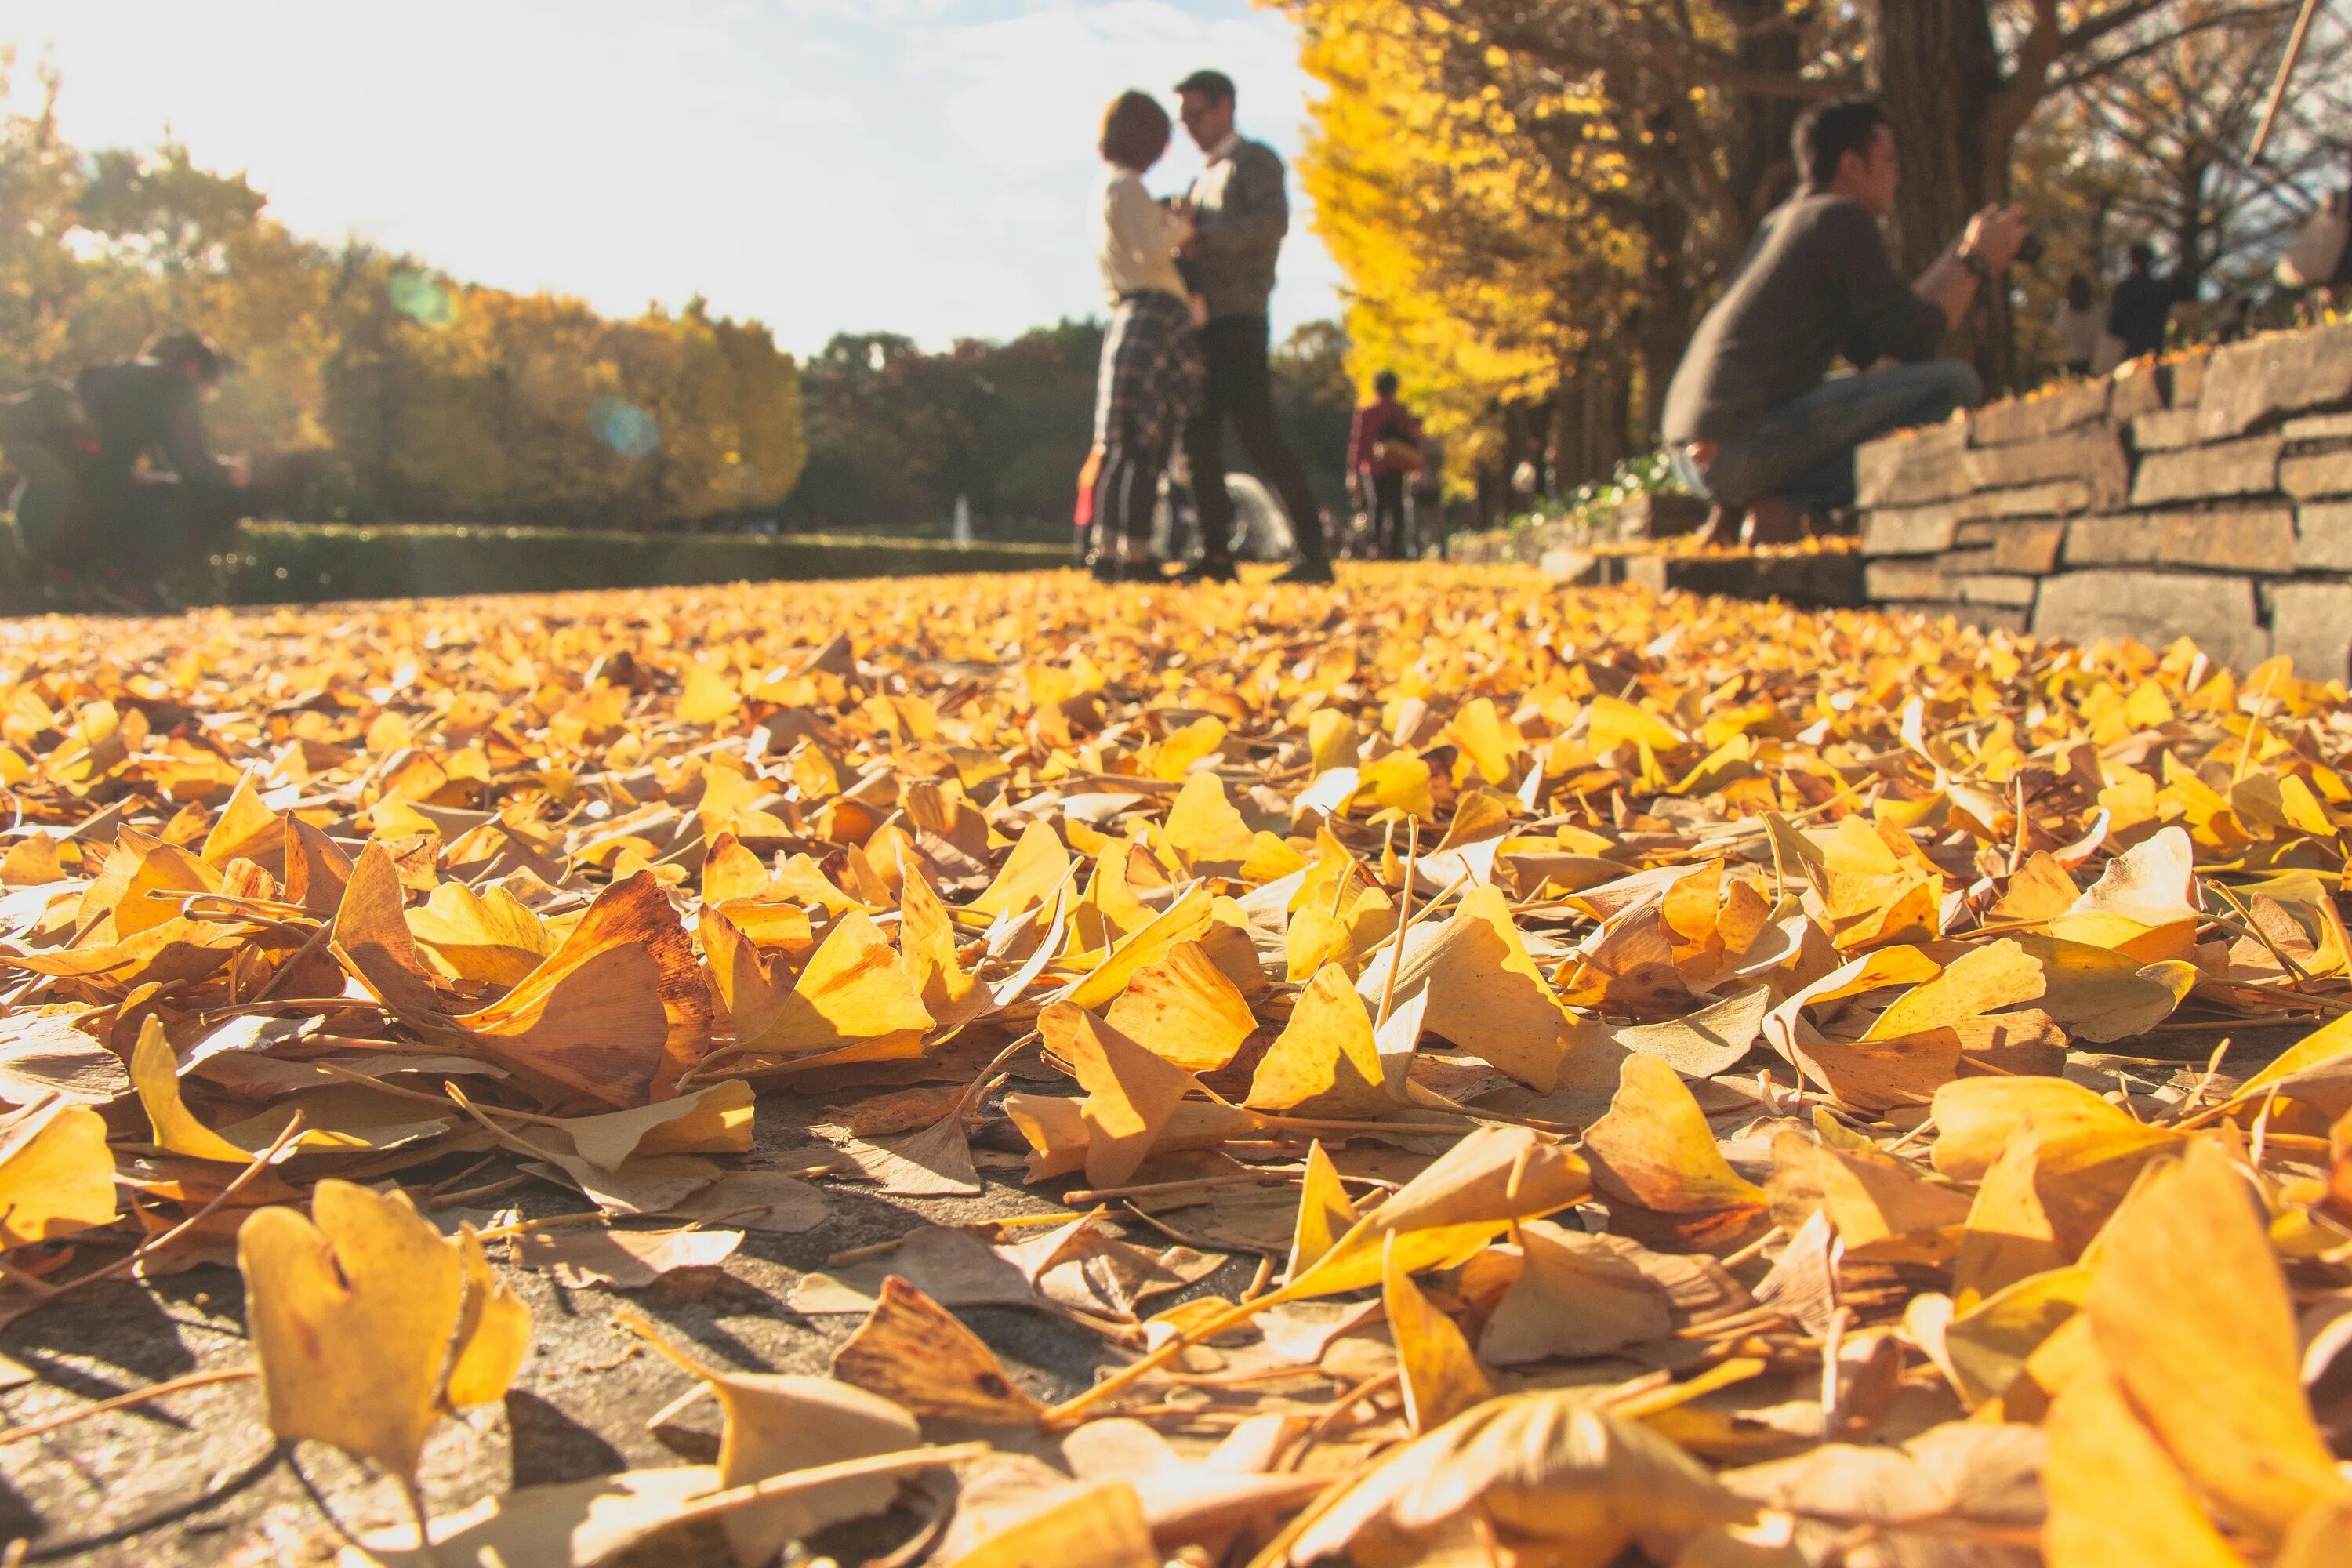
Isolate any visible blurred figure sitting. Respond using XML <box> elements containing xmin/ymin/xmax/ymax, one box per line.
<box><xmin>1662</xmin><ymin>99</ymin><xmax>2025</xmax><ymax>543</ymax></box>
<box><xmin>1</xmin><ymin>332</ymin><xmax>246</xmax><ymax>607</ymax></box>
<box><xmin>1347</xmin><ymin>369</ymin><xmax>1424</xmax><ymax>560</ymax></box>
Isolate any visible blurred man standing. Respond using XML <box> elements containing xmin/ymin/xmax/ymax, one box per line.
<box><xmin>1171</xmin><ymin>69</ymin><xmax>1331</xmax><ymax>583</ymax></box>
<box><xmin>1348</xmin><ymin>370</ymin><xmax>1424</xmax><ymax>559</ymax></box>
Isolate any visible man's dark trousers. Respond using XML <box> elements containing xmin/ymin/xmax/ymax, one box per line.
<box><xmin>1183</xmin><ymin>314</ymin><xmax>1326</xmax><ymax>566</ymax></box>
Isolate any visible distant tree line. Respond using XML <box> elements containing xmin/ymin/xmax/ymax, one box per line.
<box><xmin>782</xmin><ymin>318</ymin><xmax>1360</xmax><ymax>541</ymax></box>
<box><xmin>0</xmin><ymin>61</ymin><xmax>803</xmax><ymax>532</ymax></box>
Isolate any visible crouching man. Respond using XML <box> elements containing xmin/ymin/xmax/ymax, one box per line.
<box><xmin>1662</xmin><ymin>99</ymin><xmax>2028</xmax><ymax>542</ymax></box>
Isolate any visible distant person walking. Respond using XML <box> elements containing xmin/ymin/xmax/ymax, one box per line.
<box><xmin>2107</xmin><ymin>242</ymin><xmax>2183</xmax><ymax>362</ymax></box>
<box><xmin>1171</xmin><ymin>69</ymin><xmax>1332</xmax><ymax>583</ymax></box>
<box><xmin>1086</xmin><ymin>91</ymin><xmax>1203</xmax><ymax>583</ymax></box>
<box><xmin>1348</xmin><ymin>370</ymin><xmax>1424</xmax><ymax>559</ymax></box>
<box><xmin>0</xmin><ymin>332</ymin><xmax>246</xmax><ymax>608</ymax></box>
<box><xmin>2053</xmin><ymin>272</ymin><xmax>2107</xmax><ymax>378</ymax></box>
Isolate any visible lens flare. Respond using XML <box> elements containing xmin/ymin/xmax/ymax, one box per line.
<box><xmin>387</xmin><ymin>270</ymin><xmax>456</xmax><ymax>328</ymax></box>
<box><xmin>589</xmin><ymin>397</ymin><xmax>660</xmax><ymax>459</ymax></box>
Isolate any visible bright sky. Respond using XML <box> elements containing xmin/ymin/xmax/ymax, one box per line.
<box><xmin>2</xmin><ymin>0</ymin><xmax>1344</xmax><ymax>355</ymax></box>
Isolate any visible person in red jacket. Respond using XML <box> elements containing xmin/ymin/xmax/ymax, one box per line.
<box><xmin>1347</xmin><ymin>370</ymin><xmax>1423</xmax><ymax>560</ymax></box>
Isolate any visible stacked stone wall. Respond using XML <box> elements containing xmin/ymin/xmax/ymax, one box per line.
<box><xmin>1857</xmin><ymin>318</ymin><xmax>2352</xmax><ymax>675</ymax></box>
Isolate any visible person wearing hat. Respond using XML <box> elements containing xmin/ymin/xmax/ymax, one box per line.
<box><xmin>1170</xmin><ymin>68</ymin><xmax>1332</xmax><ymax>584</ymax></box>
<box><xmin>1</xmin><ymin>331</ymin><xmax>246</xmax><ymax>606</ymax></box>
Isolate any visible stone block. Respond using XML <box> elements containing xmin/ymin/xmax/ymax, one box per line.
<box><xmin>2064</xmin><ymin>515</ymin><xmax>2163</xmax><ymax>566</ymax></box>
<box><xmin>1855</xmin><ymin>421</ymin><xmax>1969</xmax><ymax>508</ymax></box>
<box><xmin>2297</xmin><ymin>503</ymin><xmax>2352</xmax><ymax>572</ymax></box>
<box><xmin>1962</xmin><ymin>430</ymin><xmax>2130</xmax><ymax>510</ymax></box>
<box><xmin>2283</xmin><ymin>412</ymin><xmax>2352</xmax><ymax>441</ymax></box>
<box><xmin>2156</xmin><ymin>508</ymin><xmax>2298</xmax><ymax>574</ymax></box>
<box><xmin>1953</xmin><ymin>573</ymin><xmax>2040</xmax><ymax>607</ymax></box>
<box><xmin>2168</xmin><ymin>349</ymin><xmax>2210</xmax><ymax>408</ymax></box>
<box><xmin>1861</xmin><ymin>508</ymin><xmax>1958</xmax><ymax>556</ymax></box>
<box><xmin>2031</xmin><ymin>568</ymin><xmax>2269</xmax><ymax>670</ymax></box>
<box><xmin>2070</xmin><ymin>507</ymin><xmax>2295</xmax><ymax>574</ymax></box>
<box><xmin>2282</xmin><ymin>449</ymin><xmax>2352</xmax><ymax>500</ymax></box>
<box><xmin>1932</xmin><ymin>547</ymin><xmax>1998</xmax><ymax>573</ymax></box>
<box><xmin>1990</xmin><ymin>520</ymin><xmax>2067</xmax><ymax>575</ymax></box>
<box><xmin>1615</xmin><ymin>492</ymin><xmax>1712</xmax><ymax>539</ymax></box>
<box><xmin>2132</xmin><ymin>408</ymin><xmax>2204</xmax><ymax>452</ymax></box>
<box><xmin>2194</xmin><ymin>319</ymin><xmax>2352</xmax><ymax>441</ymax></box>
<box><xmin>2111</xmin><ymin>365</ymin><xmax>2165</xmax><ymax>424</ymax></box>
<box><xmin>1972</xmin><ymin>379</ymin><xmax>2111</xmax><ymax>445</ymax></box>
<box><xmin>1866</xmin><ymin>561</ymin><xmax>1948</xmax><ymax>600</ymax></box>
<box><xmin>2129</xmin><ymin>434</ymin><xmax>2285</xmax><ymax>506</ymax></box>
<box><xmin>2265</xmin><ymin>581</ymin><xmax>2352</xmax><ymax>684</ymax></box>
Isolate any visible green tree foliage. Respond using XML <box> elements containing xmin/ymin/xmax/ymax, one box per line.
<box><xmin>0</xmin><ymin>63</ymin><xmax>800</xmax><ymax>530</ymax></box>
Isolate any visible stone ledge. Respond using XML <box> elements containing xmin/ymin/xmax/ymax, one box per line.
<box><xmin>2297</xmin><ymin>503</ymin><xmax>2352</xmax><ymax>572</ymax></box>
<box><xmin>2194</xmin><ymin>318</ymin><xmax>2352</xmax><ymax>441</ymax></box>
<box><xmin>1860</xmin><ymin>480</ymin><xmax>2094</xmax><ymax>555</ymax></box>
<box><xmin>2282</xmin><ymin>448</ymin><xmax>2352</xmax><ymax>500</ymax></box>
<box><xmin>1971</xmin><ymin>379</ymin><xmax>2111</xmax><ymax>446</ymax></box>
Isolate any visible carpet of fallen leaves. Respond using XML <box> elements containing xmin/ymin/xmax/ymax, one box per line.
<box><xmin>5</xmin><ymin>561</ymin><xmax>2352</xmax><ymax>1568</ymax></box>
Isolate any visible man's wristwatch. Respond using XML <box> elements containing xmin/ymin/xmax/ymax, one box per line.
<box><xmin>1959</xmin><ymin>249</ymin><xmax>1994</xmax><ymax>282</ymax></box>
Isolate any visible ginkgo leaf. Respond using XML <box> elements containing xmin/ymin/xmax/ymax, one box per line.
<box><xmin>2083</xmin><ymin>1139</ymin><xmax>2350</xmax><ymax>1543</ymax></box>
<box><xmin>1163</xmin><ymin>769</ymin><xmax>1255</xmax><ymax>869</ymax></box>
<box><xmin>132</xmin><ymin>1017</ymin><xmax>441</xmax><ymax>1161</ymax></box>
<box><xmin>2043</xmin><ymin>1364</ymin><xmax>2249</xmax><ymax>1568</ymax></box>
<box><xmin>970</xmin><ymin>818</ymin><xmax>1071</xmax><ymax>920</ymax></box>
<box><xmin>1766</xmin><ymin>1132</ymin><xmax>1971</xmax><ymax>1266</ymax></box>
<box><xmin>1283</xmin><ymin>1125</ymin><xmax>1589</xmax><ymax>1300</ymax></box>
<box><xmin>1359</xmin><ymin>884</ymin><xmax>1567</xmax><ymax>1091</ymax></box>
<box><xmin>1065</xmin><ymin>885</ymin><xmax>1216</xmax><ymax>1012</ymax></box>
<box><xmin>1383</xmin><ymin>1237</ymin><xmax>1493</xmax><ymax>1433</ymax></box>
<box><xmin>1283</xmin><ymin>1392</ymin><xmax>1748</xmax><ymax>1566</ymax></box>
<box><xmin>1287</xmin><ymin>1138</ymin><xmax>1359</xmax><ymax>1282</ymax></box>
<box><xmin>514</xmin><ymin>1224</ymin><xmax>742</xmax><ymax>1289</ymax></box>
<box><xmin>831</xmin><ymin>1275</ymin><xmax>1044</xmax><ymax>1423</ymax></box>
<box><xmin>620</xmin><ymin>1305</ymin><xmax>923</xmax><ymax>1567</ymax></box>
<box><xmin>1043</xmin><ymin>1000</ymin><xmax>1207</xmax><ymax>1188</ymax></box>
<box><xmin>353</xmin><ymin>1466</ymin><xmax>723</xmax><ymax>1568</ymax></box>
<box><xmin>706</xmin><ymin>906</ymin><xmax>933</xmax><ymax>1069</ymax></box>
<box><xmin>1246</xmin><ymin>964</ymin><xmax>1394</xmax><ymax>1117</ymax></box>
<box><xmin>1476</xmin><ymin>1218</ymin><xmax>1673</xmax><ymax>1364</ymax></box>
<box><xmin>0</xmin><ymin>1098</ymin><xmax>118</xmax><ymax>1247</ymax></box>
<box><xmin>942</xmin><ymin>1481</ymin><xmax>1157</xmax><ymax>1568</ymax></box>
<box><xmin>238</xmin><ymin>1179</ymin><xmax>524</xmax><ymax>1484</ymax></box>
<box><xmin>406</xmin><ymin>880</ymin><xmax>553</xmax><ymax>987</ymax></box>
<box><xmin>898</xmin><ymin>863</ymin><xmax>990</xmax><ymax>1031</ymax></box>
<box><xmin>456</xmin><ymin>870</ymin><xmax>713</xmax><ymax>1105</ymax></box>
<box><xmin>1582</xmin><ymin>1054</ymin><xmax>1769</xmax><ymax>1252</ymax></box>
<box><xmin>1102</xmin><ymin>939</ymin><xmax>1256</xmax><ymax>1072</ymax></box>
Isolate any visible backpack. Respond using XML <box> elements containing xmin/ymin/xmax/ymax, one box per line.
<box><xmin>2278</xmin><ymin>187</ymin><xmax>2351</xmax><ymax>289</ymax></box>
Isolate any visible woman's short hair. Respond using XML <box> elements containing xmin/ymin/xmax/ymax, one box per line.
<box><xmin>1100</xmin><ymin>91</ymin><xmax>1171</xmax><ymax>171</ymax></box>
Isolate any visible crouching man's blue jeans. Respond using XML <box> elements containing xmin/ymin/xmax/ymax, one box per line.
<box><xmin>1671</xmin><ymin>358</ymin><xmax>1984</xmax><ymax>513</ymax></box>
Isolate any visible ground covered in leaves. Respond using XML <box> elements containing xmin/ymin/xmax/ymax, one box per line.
<box><xmin>4</xmin><ymin>562</ymin><xmax>2351</xmax><ymax>1567</ymax></box>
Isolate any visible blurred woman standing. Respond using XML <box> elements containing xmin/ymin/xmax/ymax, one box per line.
<box><xmin>1086</xmin><ymin>91</ymin><xmax>1203</xmax><ymax>583</ymax></box>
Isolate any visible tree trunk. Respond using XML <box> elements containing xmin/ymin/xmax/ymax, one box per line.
<box><xmin>1869</xmin><ymin>0</ymin><xmax>2015</xmax><ymax>387</ymax></box>
<box><xmin>1719</xmin><ymin>0</ymin><xmax>1806</xmax><ymax>233</ymax></box>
